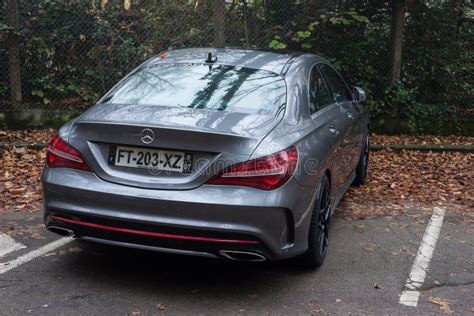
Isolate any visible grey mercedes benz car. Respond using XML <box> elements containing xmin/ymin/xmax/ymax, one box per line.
<box><xmin>43</xmin><ymin>48</ymin><xmax>369</xmax><ymax>268</ymax></box>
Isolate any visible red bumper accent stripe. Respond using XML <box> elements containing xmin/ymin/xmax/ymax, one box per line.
<box><xmin>48</xmin><ymin>215</ymin><xmax>259</xmax><ymax>245</ymax></box>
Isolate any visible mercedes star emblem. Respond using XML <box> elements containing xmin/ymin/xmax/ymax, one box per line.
<box><xmin>140</xmin><ymin>128</ymin><xmax>155</xmax><ymax>144</ymax></box>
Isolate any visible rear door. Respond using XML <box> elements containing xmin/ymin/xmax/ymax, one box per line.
<box><xmin>307</xmin><ymin>64</ymin><xmax>349</xmax><ymax>194</ymax></box>
<box><xmin>318</xmin><ymin>64</ymin><xmax>358</xmax><ymax>183</ymax></box>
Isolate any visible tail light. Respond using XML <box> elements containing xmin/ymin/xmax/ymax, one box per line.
<box><xmin>46</xmin><ymin>135</ymin><xmax>91</xmax><ymax>172</ymax></box>
<box><xmin>206</xmin><ymin>146</ymin><xmax>298</xmax><ymax>190</ymax></box>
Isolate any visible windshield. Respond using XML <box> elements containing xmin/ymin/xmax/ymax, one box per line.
<box><xmin>103</xmin><ymin>63</ymin><xmax>286</xmax><ymax>115</ymax></box>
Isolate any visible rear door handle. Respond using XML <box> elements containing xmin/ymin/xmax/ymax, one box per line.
<box><xmin>328</xmin><ymin>125</ymin><xmax>339</xmax><ymax>135</ymax></box>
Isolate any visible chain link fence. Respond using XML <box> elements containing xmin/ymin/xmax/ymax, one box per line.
<box><xmin>0</xmin><ymin>0</ymin><xmax>473</xmax><ymax>134</ymax></box>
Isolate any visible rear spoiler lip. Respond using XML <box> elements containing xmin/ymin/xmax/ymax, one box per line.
<box><xmin>72</xmin><ymin>119</ymin><xmax>259</xmax><ymax>140</ymax></box>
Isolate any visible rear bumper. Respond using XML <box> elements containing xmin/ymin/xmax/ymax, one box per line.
<box><xmin>45</xmin><ymin>211</ymin><xmax>271</xmax><ymax>260</ymax></box>
<box><xmin>42</xmin><ymin>167</ymin><xmax>317</xmax><ymax>260</ymax></box>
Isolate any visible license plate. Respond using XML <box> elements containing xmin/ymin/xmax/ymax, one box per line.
<box><xmin>108</xmin><ymin>145</ymin><xmax>193</xmax><ymax>173</ymax></box>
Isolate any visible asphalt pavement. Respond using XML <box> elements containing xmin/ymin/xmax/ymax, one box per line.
<box><xmin>0</xmin><ymin>208</ymin><xmax>473</xmax><ymax>315</ymax></box>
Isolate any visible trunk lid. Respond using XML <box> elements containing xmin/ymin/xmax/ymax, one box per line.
<box><xmin>68</xmin><ymin>104</ymin><xmax>282</xmax><ymax>190</ymax></box>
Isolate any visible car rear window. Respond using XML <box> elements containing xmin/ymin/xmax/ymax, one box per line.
<box><xmin>103</xmin><ymin>63</ymin><xmax>287</xmax><ymax>115</ymax></box>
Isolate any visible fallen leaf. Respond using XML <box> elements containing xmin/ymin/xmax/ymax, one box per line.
<box><xmin>8</xmin><ymin>187</ymin><xmax>26</xmax><ymax>196</ymax></box>
<box><xmin>431</xmin><ymin>297</ymin><xmax>454</xmax><ymax>314</ymax></box>
<box><xmin>100</xmin><ymin>0</ymin><xmax>108</xmax><ymax>9</ymax></box>
<box><xmin>156</xmin><ymin>303</ymin><xmax>166</xmax><ymax>311</ymax></box>
<box><xmin>124</xmin><ymin>0</ymin><xmax>131</xmax><ymax>10</ymax></box>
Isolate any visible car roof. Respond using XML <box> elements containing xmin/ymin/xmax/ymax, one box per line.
<box><xmin>146</xmin><ymin>47</ymin><xmax>324</xmax><ymax>75</ymax></box>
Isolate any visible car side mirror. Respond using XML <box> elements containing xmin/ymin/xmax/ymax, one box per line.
<box><xmin>352</xmin><ymin>86</ymin><xmax>367</xmax><ymax>103</ymax></box>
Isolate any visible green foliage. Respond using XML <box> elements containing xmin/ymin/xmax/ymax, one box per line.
<box><xmin>263</xmin><ymin>1</ymin><xmax>472</xmax><ymax>134</ymax></box>
<box><xmin>0</xmin><ymin>0</ymin><xmax>472</xmax><ymax>135</ymax></box>
<box><xmin>3</xmin><ymin>0</ymin><xmax>215</xmax><ymax>105</ymax></box>
<box><xmin>0</xmin><ymin>83</ymin><xmax>7</xmax><ymax>98</ymax></box>
<box><xmin>269</xmin><ymin>36</ymin><xmax>287</xmax><ymax>49</ymax></box>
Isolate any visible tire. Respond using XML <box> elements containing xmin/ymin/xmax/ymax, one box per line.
<box><xmin>352</xmin><ymin>134</ymin><xmax>369</xmax><ymax>186</ymax></box>
<box><xmin>297</xmin><ymin>174</ymin><xmax>331</xmax><ymax>269</ymax></box>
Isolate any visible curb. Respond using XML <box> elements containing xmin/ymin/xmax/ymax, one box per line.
<box><xmin>0</xmin><ymin>141</ymin><xmax>48</xmax><ymax>150</ymax></box>
<box><xmin>369</xmin><ymin>144</ymin><xmax>474</xmax><ymax>153</ymax></box>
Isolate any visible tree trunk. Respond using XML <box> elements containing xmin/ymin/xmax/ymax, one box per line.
<box><xmin>387</xmin><ymin>0</ymin><xmax>406</xmax><ymax>133</ymax></box>
<box><xmin>243</xmin><ymin>0</ymin><xmax>250</xmax><ymax>48</ymax></box>
<box><xmin>212</xmin><ymin>0</ymin><xmax>225</xmax><ymax>47</ymax></box>
<box><xmin>388</xmin><ymin>0</ymin><xmax>406</xmax><ymax>85</ymax></box>
<box><xmin>6</xmin><ymin>0</ymin><xmax>22</xmax><ymax>106</ymax></box>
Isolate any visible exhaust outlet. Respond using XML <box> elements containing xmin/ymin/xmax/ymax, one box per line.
<box><xmin>47</xmin><ymin>226</ymin><xmax>75</xmax><ymax>237</ymax></box>
<box><xmin>219</xmin><ymin>250</ymin><xmax>266</xmax><ymax>262</ymax></box>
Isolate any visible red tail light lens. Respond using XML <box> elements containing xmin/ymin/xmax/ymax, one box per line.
<box><xmin>46</xmin><ymin>135</ymin><xmax>91</xmax><ymax>172</ymax></box>
<box><xmin>206</xmin><ymin>146</ymin><xmax>298</xmax><ymax>190</ymax></box>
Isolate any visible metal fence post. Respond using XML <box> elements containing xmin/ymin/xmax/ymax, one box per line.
<box><xmin>6</xmin><ymin>0</ymin><xmax>22</xmax><ymax>107</ymax></box>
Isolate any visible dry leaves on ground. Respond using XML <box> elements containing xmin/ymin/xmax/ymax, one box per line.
<box><xmin>0</xmin><ymin>147</ymin><xmax>45</xmax><ymax>212</ymax></box>
<box><xmin>338</xmin><ymin>149</ymin><xmax>473</xmax><ymax>220</ymax></box>
<box><xmin>0</xmin><ymin>128</ymin><xmax>56</xmax><ymax>144</ymax></box>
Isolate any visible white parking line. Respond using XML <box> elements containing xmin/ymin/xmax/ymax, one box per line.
<box><xmin>0</xmin><ymin>237</ymin><xmax>73</xmax><ymax>275</ymax></box>
<box><xmin>399</xmin><ymin>207</ymin><xmax>446</xmax><ymax>307</ymax></box>
<box><xmin>0</xmin><ymin>233</ymin><xmax>26</xmax><ymax>257</ymax></box>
